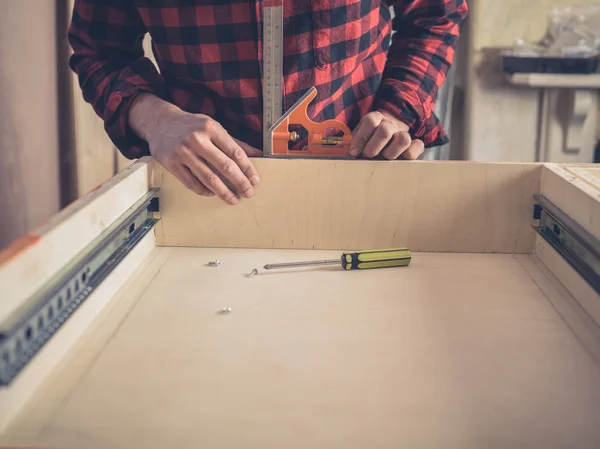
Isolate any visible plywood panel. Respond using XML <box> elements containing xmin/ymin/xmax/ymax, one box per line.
<box><xmin>0</xmin><ymin>158</ymin><xmax>154</xmax><ymax>431</ymax></box>
<box><xmin>151</xmin><ymin>159</ymin><xmax>542</xmax><ymax>253</ymax></box>
<box><xmin>0</xmin><ymin>158</ymin><xmax>151</xmax><ymax>323</ymax></box>
<box><xmin>2</xmin><ymin>247</ymin><xmax>600</xmax><ymax>448</ymax></box>
<box><xmin>534</xmin><ymin>237</ymin><xmax>600</xmax><ymax>329</ymax></box>
<box><xmin>541</xmin><ymin>164</ymin><xmax>600</xmax><ymax>238</ymax></box>
<box><xmin>0</xmin><ymin>233</ymin><xmax>158</xmax><ymax>433</ymax></box>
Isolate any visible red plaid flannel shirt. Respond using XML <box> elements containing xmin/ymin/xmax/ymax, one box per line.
<box><xmin>68</xmin><ymin>0</ymin><xmax>467</xmax><ymax>159</ymax></box>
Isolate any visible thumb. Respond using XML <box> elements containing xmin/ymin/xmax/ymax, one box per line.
<box><xmin>234</xmin><ymin>138</ymin><xmax>263</xmax><ymax>157</ymax></box>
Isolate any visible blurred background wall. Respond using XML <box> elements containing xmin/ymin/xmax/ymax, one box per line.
<box><xmin>0</xmin><ymin>0</ymin><xmax>598</xmax><ymax>249</ymax></box>
<box><xmin>461</xmin><ymin>0</ymin><xmax>600</xmax><ymax>162</ymax></box>
<box><xmin>0</xmin><ymin>1</ymin><xmax>61</xmax><ymax>248</ymax></box>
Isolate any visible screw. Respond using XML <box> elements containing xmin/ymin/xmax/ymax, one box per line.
<box><xmin>218</xmin><ymin>307</ymin><xmax>232</xmax><ymax>314</ymax></box>
<box><xmin>246</xmin><ymin>268</ymin><xmax>258</xmax><ymax>277</ymax></box>
<box><xmin>208</xmin><ymin>260</ymin><xmax>220</xmax><ymax>267</ymax></box>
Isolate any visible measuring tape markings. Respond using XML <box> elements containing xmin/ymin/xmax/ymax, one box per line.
<box><xmin>262</xmin><ymin>0</ymin><xmax>284</xmax><ymax>157</ymax></box>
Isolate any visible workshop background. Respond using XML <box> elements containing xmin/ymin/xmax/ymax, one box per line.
<box><xmin>1</xmin><ymin>0</ymin><xmax>599</xmax><ymax>249</ymax></box>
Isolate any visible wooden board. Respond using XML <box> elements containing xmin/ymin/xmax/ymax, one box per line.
<box><xmin>151</xmin><ymin>159</ymin><xmax>542</xmax><ymax>253</ymax></box>
<box><xmin>0</xmin><ymin>158</ymin><xmax>152</xmax><ymax>323</ymax></box>
<box><xmin>541</xmin><ymin>164</ymin><xmax>600</xmax><ymax>239</ymax></box>
<box><xmin>0</xmin><ymin>158</ymin><xmax>155</xmax><ymax>431</ymax></box>
<box><xmin>1</xmin><ymin>156</ymin><xmax>599</xmax><ymax>445</ymax></box>
<box><xmin>535</xmin><ymin>164</ymin><xmax>600</xmax><ymax>327</ymax></box>
<box><xmin>2</xmin><ymin>247</ymin><xmax>600</xmax><ymax>448</ymax></box>
<box><xmin>0</xmin><ymin>232</ymin><xmax>158</xmax><ymax>433</ymax></box>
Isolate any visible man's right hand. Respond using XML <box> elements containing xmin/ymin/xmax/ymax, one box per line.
<box><xmin>128</xmin><ymin>93</ymin><xmax>261</xmax><ymax>205</ymax></box>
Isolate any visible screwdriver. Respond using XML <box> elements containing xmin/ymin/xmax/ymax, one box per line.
<box><xmin>263</xmin><ymin>248</ymin><xmax>411</xmax><ymax>271</ymax></box>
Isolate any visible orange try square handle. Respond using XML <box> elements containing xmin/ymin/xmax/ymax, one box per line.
<box><xmin>270</xmin><ymin>87</ymin><xmax>353</xmax><ymax>158</ymax></box>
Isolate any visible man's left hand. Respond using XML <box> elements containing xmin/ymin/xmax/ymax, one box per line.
<box><xmin>348</xmin><ymin>110</ymin><xmax>424</xmax><ymax>160</ymax></box>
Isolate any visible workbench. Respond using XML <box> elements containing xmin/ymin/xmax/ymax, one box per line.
<box><xmin>1</xmin><ymin>157</ymin><xmax>599</xmax><ymax>448</ymax></box>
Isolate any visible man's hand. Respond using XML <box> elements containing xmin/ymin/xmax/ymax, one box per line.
<box><xmin>128</xmin><ymin>93</ymin><xmax>261</xmax><ymax>205</ymax></box>
<box><xmin>348</xmin><ymin>110</ymin><xmax>424</xmax><ymax>160</ymax></box>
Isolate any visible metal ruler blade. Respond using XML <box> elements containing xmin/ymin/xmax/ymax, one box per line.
<box><xmin>262</xmin><ymin>0</ymin><xmax>283</xmax><ymax>157</ymax></box>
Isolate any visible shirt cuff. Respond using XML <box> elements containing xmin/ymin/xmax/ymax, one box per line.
<box><xmin>103</xmin><ymin>67</ymin><xmax>171</xmax><ymax>159</ymax></box>
<box><xmin>373</xmin><ymin>82</ymin><xmax>449</xmax><ymax>148</ymax></box>
<box><xmin>104</xmin><ymin>90</ymin><xmax>149</xmax><ymax>159</ymax></box>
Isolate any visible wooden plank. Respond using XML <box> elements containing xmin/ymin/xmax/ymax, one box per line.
<box><xmin>2</xmin><ymin>247</ymin><xmax>600</xmax><ymax>448</ymax></box>
<box><xmin>0</xmin><ymin>157</ymin><xmax>151</xmax><ymax>323</ymax></box>
<box><xmin>151</xmin><ymin>159</ymin><xmax>542</xmax><ymax>253</ymax></box>
<box><xmin>71</xmin><ymin>86</ymin><xmax>117</xmax><ymax>197</ymax></box>
<box><xmin>533</xmin><ymin>237</ymin><xmax>600</xmax><ymax>332</ymax></box>
<box><xmin>0</xmin><ymin>232</ymin><xmax>158</xmax><ymax>434</ymax></box>
<box><xmin>0</xmin><ymin>154</ymin><xmax>154</xmax><ymax>431</ymax></box>
<box><xmin>541</xmin><ymin>164</ymin><xmax>600</xmax><ymax>239</ymax></box>
<box><xmin>0</xmin><ymin>245</ymin><xmax>173</xmax><ymax>437</ymax></box>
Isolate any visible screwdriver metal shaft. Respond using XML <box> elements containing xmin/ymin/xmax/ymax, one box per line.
<box><xmin>263</xmin><ymin>259</ymin><xmax>340</xmax><ymax>270</ymax></box>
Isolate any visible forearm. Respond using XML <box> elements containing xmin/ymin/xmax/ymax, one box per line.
<box><xmin>68</xmin><ymin>0</ymin><xmax>170</xmax><ymax>158</ymax></box>
<box><xmin>128</xmin><ymin>93</ymin><xmax>183</xmax><ymax>143</ymax></box>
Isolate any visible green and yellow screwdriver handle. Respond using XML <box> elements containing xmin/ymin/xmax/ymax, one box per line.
<box><xmin>339</xmin><ymin>248</ymin><xmax>411</xmax><ymax>270</ymax></box>
<box><xmin>263</xmin><ymin>248</ymin><xmax>411</xmax><ymax>271</ymax></box>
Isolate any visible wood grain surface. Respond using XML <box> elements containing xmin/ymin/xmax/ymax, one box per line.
<box><xmin>0</xmin><ymin>158</ymin><xmax>151</xmax><ymax>323</ymax></box>
<box><xmin>151</xmin><ymin>159</ymin><xmax>542</xmax><ymax>253</ymax></box>
<box><xmin>2</xmin><ymin>247</ymin><xmax>600</xmax><ymax>449</ymax></box>
<box><xmin>542</xmin><ymin>164</ymin><xmax>600</xmax><ymax>239</ymax></box>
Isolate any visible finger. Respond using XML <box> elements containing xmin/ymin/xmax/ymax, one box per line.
<box><xmin>188</xmin><ymin>130</ymin><xmax>256</xmax><ymax>198</ymax></box>
<box><xmin>362</xmin><ymin>120</ymin><xmax>397</xmax><ymax>158</ymax></box>
<box><xmin>209</xmin><ymin>127</ymin><xmax>261</xmax><ymax>191</ymax></box>
<box><xmin>179</xmin><ymin>145</ymin><xmax>240</xmax><ymax>205</ymax></box>
<box><xmin>173</xmin><ymin>164</ymin><xmax>215</xmax><ymax>196</ymax></box>
<box><xmin>161</xmin><ymin>160</ymin><xmax>214</xmax><ymax>196</ymax></box>
<box><xmin>400</xmin><ymin>139</ymin><xmax>425</xmax><ymax>160</ymax></box>
<box><xmin>349</xmin><ymin>111</ymin><xmax>383</xmax><ymax>157</ymax></box>
<box><xmin>234</xmin><ymin>138</ymin><xmax>263</xmax><ymax>157</ymax></box>
<box><xmin>382</xmin><ymin>131</ymin><xmax>412</xmax><ymax>160</ymax></box>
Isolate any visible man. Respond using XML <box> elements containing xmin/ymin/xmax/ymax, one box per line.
<box><xmin>68</xmin><ymin>0</ymin><xmax>467</xmax><ymax>205</ymax></box>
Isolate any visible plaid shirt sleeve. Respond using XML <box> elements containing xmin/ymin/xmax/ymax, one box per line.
<box><xmin>67</xmin><ymin>0</ymin><xmax>170</xmax><ymax>158</ymax></box>
<box><xmin>374</xmin><ymin>0</ymin><xmax>468</xmax><ymax>147</ymax></box>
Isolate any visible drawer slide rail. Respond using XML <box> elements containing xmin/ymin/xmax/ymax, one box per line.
<box><xmin>533</xmin><ymin>194</ymin><xmax>600</xmax><ymax>294</ymax></box>
<box><xmin>0</xmin><ymin>188</ymin><xmax>160</xmax><ymax>387</ymax></box>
